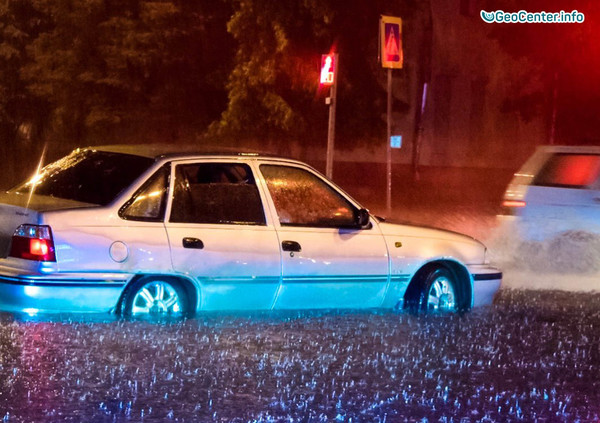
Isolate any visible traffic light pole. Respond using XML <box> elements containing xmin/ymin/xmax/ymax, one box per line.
<box><xmin>386</xmin><ymin>68</ymin><xmax>392</xmax><ymax>215</ymax></box>
<box><xmin>325</xmin><ymin>54</ymin><xmax>339</xmax><ymax>180</ymax></box>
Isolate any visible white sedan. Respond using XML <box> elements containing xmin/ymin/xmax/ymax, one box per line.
<box><xmin>0</xmin><ymin>145</ymin><xmax>501</xmax><ymax>316</ymax></box>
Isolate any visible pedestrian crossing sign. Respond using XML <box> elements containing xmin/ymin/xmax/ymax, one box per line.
<box><xmin>380</xmin><ymin>15</ymin><xmax>403</xmax><ymax>69</ymax></box>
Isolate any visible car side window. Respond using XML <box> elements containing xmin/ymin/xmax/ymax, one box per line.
<box><xmin>534</xmin><ymin>154</ymin><xmax>600</xmax><ymax>188</ymax></box>
<box><xmin>260</xmin><ymin>164</ymin><xmax>356</xmax><ymax>228</ymax></box>
<box><xmin>120</xmin><ymin>165</ymin><xmax>169</xmax><ymax>221</ymax></box>
<box><xmin>170</xmin><ymin>163</ymin><xmax>266</xmax><ymax>225</ymax></box>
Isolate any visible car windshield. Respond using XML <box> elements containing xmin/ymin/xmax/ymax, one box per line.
<box><xmin>12</xmin><ymin>149</ymin><xmax>154</xmax><ymax>206</ymax></box>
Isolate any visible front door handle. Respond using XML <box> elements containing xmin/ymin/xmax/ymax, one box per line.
<box><xmin>281</xmin><ymin>240</ymin><xmax>302</xmax><ymax>252</ymax></box>
<box><xmin>182</xmin><ymin>237</ymin><xmax>204</xmax><ymax>249</ymax></box>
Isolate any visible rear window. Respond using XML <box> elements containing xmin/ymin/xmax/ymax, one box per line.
<box><xmin>12</xmin><ymin>149</ymin><xmax>154</xmax><ymax>206</ymax></box>
<box><xmin>533</xmin><ymin>154</ymin><xmax>600</xmax><ymax>188</ymax></box>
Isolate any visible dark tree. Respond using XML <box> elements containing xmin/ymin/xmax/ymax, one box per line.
<box><xmin>0</xmin><ymin>0</ymin><xmax>48</xmax><ymax>183</ymax></box>
<box><xmin>0</xmin><ymin>0</ymin><xmax>234</xmax><ymax>185</ymax></box>
<box><xmin>19</xmin><ymin>0</ymin><xmax>232</xmax><ymax>150</ymax></box>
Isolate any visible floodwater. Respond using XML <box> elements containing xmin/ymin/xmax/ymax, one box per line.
<box><xmin>0</xmin><ymin>289</ymin><xmax>599</xmax><ymax>422</ymax></box>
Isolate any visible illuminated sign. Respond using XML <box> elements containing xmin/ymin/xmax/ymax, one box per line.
<box><xmin>380</xmin><ymin>15</ymin><xmax>403</xmax><ymax>69</ymax></box>
<box><xmin>320</xmin><ymin>54</ymin><xmax>335</xmax><ymax>85</ymax></box>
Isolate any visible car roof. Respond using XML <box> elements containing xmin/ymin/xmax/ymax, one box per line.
<box><xmin>84</xmin><ymin>144</ymin><xmax>291</xmax><ymax>162</ymax></box>
<box><xmin>537</xmin><ymin>145</ymin><xmax>600</xmax><ymax>154</ymax></box>
<box><xmin>82</xmin><ymin>144</ymin><xmax>364</xmax><ymax>211</ymax></box>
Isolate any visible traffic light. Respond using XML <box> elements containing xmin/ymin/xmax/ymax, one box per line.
<box><xmin>320</xmin><ymin>54</ymin><xmax>335</xmax><ymax>86</ymax></box>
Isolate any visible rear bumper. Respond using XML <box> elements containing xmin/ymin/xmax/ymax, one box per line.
<box><xmin>468</xmin><ymin>264</ymin><xmax>502</xmax><ymax>307</ymax></box>
<box><xmin>0</xmin><ymin>273</ymin><xmax>129</xmax><ymax>313</ymax></box>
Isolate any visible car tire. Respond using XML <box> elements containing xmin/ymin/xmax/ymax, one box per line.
<box><xmin>404</xmin><ymin>266</ymin><xmax>458</xmax><ymax>313</ymax></box>
<box><xmin>419</xmin><ymin>267</ymin><xmax>458</xmax><ymax>313</ymax></box>
<box><xmin>120</xmin><ymin>276</ymin><xmax>189</xmax><ymax>317</ymax></box>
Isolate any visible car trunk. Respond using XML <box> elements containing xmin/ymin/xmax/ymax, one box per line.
<box><xmin>0</xmin><ymin>192</ymin><xmax>95</xmax><ymax>258</ymax></box>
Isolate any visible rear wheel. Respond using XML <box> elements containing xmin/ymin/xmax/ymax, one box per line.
<box><xmin>121</xmin><ymin>277</ymin><xmax>188</xmax><ymax>317</ymax></box>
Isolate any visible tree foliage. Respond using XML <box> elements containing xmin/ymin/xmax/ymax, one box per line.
<box><xmin>0</xmin><ymin>0</ymin><xmax>44</xmax><ymax>142</ymax></box>
<box><xmin>0</xmin><ymin>0</ymin><xmax>233</xmax><ymax>151</ymax></box>
<box><xmin>209</xmin><ymin>0</ymin><xmax>333</xmax><ymax>141</ymax></box>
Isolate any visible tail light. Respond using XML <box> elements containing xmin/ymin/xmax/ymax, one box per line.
<box><xmin>501</xmin><ymin>200</ymin><xmax>526</xmax><ymax>216</ymax></box>
<box><xmin>9</xmin><ymin>224</ymin><xmax>56</xmax><ymax>262</ymax></box>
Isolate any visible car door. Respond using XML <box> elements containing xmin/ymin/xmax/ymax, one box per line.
<box><xmin>524</xmin><ymin>153</ymin><xmax>600</xmax><ymax>237</ymax></box>
<box><xmin>164</xmin><ymin>160</ymin><xmax>281</xmax><ymax>310</ymax></box>
<box><xmin>258</xmin><ymin>163</ymin><xmax>389</xmax><ymax>309</ymax></box>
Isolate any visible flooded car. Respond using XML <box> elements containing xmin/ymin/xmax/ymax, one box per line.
<box><xmin>500</xmin><ymin>145</ymin><xmax>600</xmax><ymax>240</ymax></box>
<box><xmin>0</xmin><ymin>145</ymin><xmax>501</xmax><ymax>316</ymax></box>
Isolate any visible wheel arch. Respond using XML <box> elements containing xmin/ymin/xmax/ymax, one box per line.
<box><xmin>403</xmin><ymin>259</ymin><xmax>473</xmax><ymax>312</ymax></box>
<box><xmin>117</xmin><ymin>273</ymin><xmax>200</xmax><ymax>315</ymax></box>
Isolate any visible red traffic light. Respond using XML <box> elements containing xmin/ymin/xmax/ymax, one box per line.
<box><xmin>320</xmin><ymin>54</ymin><xmax>335</xmax><ymax>85</ymax></box>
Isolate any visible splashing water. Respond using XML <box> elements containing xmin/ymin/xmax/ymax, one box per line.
<box><xmin>489</xmin><ymin>219</ymin><xmax>600</xmax><ymax>292</ymax></box>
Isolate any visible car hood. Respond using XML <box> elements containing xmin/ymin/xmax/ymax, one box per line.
<box><xmin>377</xmin><ymin>219</ymin><xmax>484</xmax><ymax>247</ymax></box>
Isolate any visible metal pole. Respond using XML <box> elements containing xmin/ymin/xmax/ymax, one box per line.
<box><xmin>412</xmin><ymin>82</ymin><xmax>428</xmax><ymax>180</ymax></box>
<box><xmin>549</xmin><ymin>71</ymin><xmax>558</xmax><ymax>145</ymax></box>
<box><xmin>325</xmin><ymin>54</ymin><xmax>339</xmax><ymax>179</ymax></box>
<box><xmin>386</xmin><ymin>68</ymin><xmax>392</xmax><ymax>215</ymax></box>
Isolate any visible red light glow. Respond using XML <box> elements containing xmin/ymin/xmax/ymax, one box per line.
<box><xmin>502</xmin><ymin>200</ymin><xmax>526</xmax><ymax>208</ymax></box>
<box><xmin>30</xmin><ymin>239</ymin><xmax>49</xmax><ymax>256</ymax></box>
<box><xmin>320</xmin><ymin>54</ymin><xmax>335</xmax><ymax>85</ymax></box>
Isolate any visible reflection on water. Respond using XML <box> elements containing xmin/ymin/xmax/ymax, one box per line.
<box><xmin>0</xmin><ymin>290</ymin><xmax>599</xmax><ymax>422</ymax></box>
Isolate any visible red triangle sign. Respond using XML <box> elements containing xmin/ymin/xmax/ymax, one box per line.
<box><xmin>386</xmin><ymin>29</ymin><xmax>399</xmax><ymax>56</ymax></box>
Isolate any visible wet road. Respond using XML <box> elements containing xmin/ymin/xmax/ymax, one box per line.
<box><xmin>0</xmin><ymin>289</ymin><xmax>599</xmax><ymax>422</ymax></box>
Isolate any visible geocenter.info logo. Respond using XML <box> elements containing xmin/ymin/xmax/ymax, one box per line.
<box><xmin>481</xmin><ymin>10</ymin><xmax>585</xmax><ymax>23</ymax></box>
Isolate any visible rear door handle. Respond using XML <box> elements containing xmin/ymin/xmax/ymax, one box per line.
<box><xmin>281</xmin><ymin>240</ymin><xmax>301</xmax><ymax>252</ymax></box>
<box><xmin>182</xmin><ymin>237</ymin><xmax>204</xmax><ymax>249</ymax></box>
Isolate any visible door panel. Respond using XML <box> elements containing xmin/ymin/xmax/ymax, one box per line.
<box><xmin>523</xmin><ymin>186</ymin><xmax>600</xmax><ymax>238</ymax></box>
<box><xmin>274</xmin><ymin>226</ymin><xmax>389</xmax><ymax>309</ymax></box>
<box><xmin>166</xmin><ymin>161</ymin><xmax>281</xmax><ymax>311</ymax></box>
<box><xmin>166</xmin><ymin>224</ymin><xmax>281</xmax><ymax>310</ymax></box>
<box><xmin>259</xmin><ymin>164</ymin><xmax>389</xmax><ymax>309</ymax></box>
<box><xmin>522</xmin><ymin>153</ymin><xmax>600</xmax><ymax>238</ymax></box>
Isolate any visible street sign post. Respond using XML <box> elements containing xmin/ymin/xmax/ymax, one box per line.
<box><xmin>379</xmin><ymin>16</ymin><xmax>403</xmax><ymax>215</ymax></box>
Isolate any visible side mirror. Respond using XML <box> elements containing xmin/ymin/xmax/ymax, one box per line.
<box><xmin>356</xmin><ymin>208</ymin><xmax>370</xmax><ymax>228</ymax></box>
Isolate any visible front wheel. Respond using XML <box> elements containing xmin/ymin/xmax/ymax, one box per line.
<box><xmin>420</xmin><ymin>267</ymin><xmax>457</xmax><ymax>312</ymax></box>
<box><xmin>121</xmin><ymin>277</ymin><xmax>188</xmax><ymax>317</ymax></box>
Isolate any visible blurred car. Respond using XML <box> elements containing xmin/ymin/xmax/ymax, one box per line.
<box><xmin>0</xmin><ymin>145</ymin><xmax>501</xmax><ymax>316</ymax></box>
<box><xmin>500</xmin><ymin>145</ymin><xmax>600</xmax><ymax>240</ymax></box>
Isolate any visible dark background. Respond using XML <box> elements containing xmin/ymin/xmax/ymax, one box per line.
<box><xmin>0</xmin><ymin>0</ymin><xmax>598</xmax><ymax>213</ymax></box>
